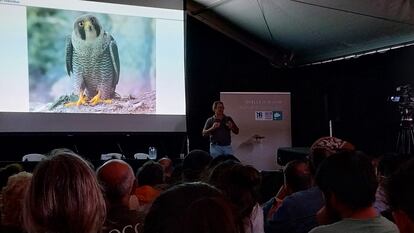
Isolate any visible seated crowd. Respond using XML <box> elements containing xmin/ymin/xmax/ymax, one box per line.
<box><xmin>0</xmin><ymin>137</ymin><xmax>413</xmax><ymax>233</ymax></box>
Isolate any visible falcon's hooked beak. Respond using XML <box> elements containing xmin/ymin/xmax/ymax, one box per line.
<box><xmin>84</xmin><ymin>20</ymin><xmax>93</xmax><ymax>32</ymax></box>
<box><xmin>82</xmin><ymin>19</ymin><xmax>98</xmax><ymax>41</ymax></box>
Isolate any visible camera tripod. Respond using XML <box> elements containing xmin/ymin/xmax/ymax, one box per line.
<box><xmin>396</xmin><ymin>114</ymin><xmax>414</xmax><ymax>156</ymax></box>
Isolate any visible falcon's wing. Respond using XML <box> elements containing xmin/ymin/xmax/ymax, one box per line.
<box><xmin>109</xmin><ymin>35</ymin><xmax>120</xmax><ymax>86</ymax></box>
<box><xmin>65</xmin><ymin>36</ymin><xmax>73</xmax><ymax>77</ymax></box>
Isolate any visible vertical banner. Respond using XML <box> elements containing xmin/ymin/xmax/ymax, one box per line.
<box><xmin>221</xmin><ymin>92</ymin><xmax>291</xmax><ymax>170</ymax></box>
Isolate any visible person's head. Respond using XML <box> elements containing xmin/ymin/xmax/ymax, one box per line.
<box><xmin>212</xmin><ymin>101</ymin><xmax>224</xmax><ymax>115</ymax></box>
<box><xmin>283</xmin><ymin>160</ymin><xmax>311</xmax><ymax>194</ymax></box>
<box><xmin>386</xmin><ymin>157</ymin><xmax>414</xmax><ymax>233</ymax></box>
<box><xmin>182</xmin><ymin>149</ymin><xmax>212</xmax><ymax>182</ymax></box>
<box><xmin>309</xmin><ymin>136</ymin><xmax>355</xmax><ymax>175</ymax></box>
<box><xmin>143</xmin><ymin>182</ymin><xmax>240</xmax><ymax>233</ymax></box>
<box><xmin>207</xmin><ymin>159</ymin><xmax>239</xmax><ymax>186</ymax></box>
<box><xmin>315</xmin><ymin>150</ymin><xmax>378</xmax><ymax>216</ymax></box>
<box><xmin>183</xmin><ymin>197</ymin><xmax>239</xmax><ymax>233</ymax></box>
<box><xmin>207</xmin><ymin>154</ymin><xmax>240</xmax><ymax>171</ymax></box>
<box><xmin>136</xmin><ymin>160</ymin><xmax>164</xmax><ymax>186</ymax></box>
<box><xmin>376</xmin><ymin>153</ymin><xmax>403</xmax><ymax>182</ymax></box>
<box><xmin>48</xmin><ymin>148</ymin><xmax>76</xmax><ymax>157</ymax></box>
<box><xmin>158</xmin><ymin>157</ymin><xmax>173</xmax><ymax>179</ymax></box>
<box><xmin>23</xmin><ymin>153</ymin><xmax>106</xmax><ymax>233</ymax></box>
<box><xmin>97</xmin><ymin>159</ymin><xmax>135</xmax><ymax>205</ymax></box>
<box><xmin>169</xmin><ymin>163</ymin><xmax>183</xmax><ymax>185</ymax></box>
<box><xmin>0</xmin><ymin>163</ymin><xmax>24</xmax><ymax>189</ymax></box>
<box><xmin>208</xmin><ymin>162</ymin><xmax>261</xmax><ymax>219</ymax></box>
<box><xmin>1</xmin><ymin>171</ymin><xmax>32</xmax><ymax>231</ymax></box>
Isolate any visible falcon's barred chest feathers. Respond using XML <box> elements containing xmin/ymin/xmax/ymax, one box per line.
<box><xmin>65</xmin><ymin>14</ymin><xmax>120</xmax><ymax>106</ymax></box>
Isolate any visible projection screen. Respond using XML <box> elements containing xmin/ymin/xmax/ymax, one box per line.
<box><xmin>0</xmin><ymin>0</ymin><xmax>185</xmax><ymax>132</ymax></box>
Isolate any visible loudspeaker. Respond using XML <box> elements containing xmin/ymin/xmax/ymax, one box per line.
<box><xmin>277</xmin><ymin>147</ymin><xmax>310</xmax><ymax>166</ymax></box>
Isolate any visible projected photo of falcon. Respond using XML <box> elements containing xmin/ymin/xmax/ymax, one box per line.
<box><xmin>65</xmin><ymin>14</ymin><xmax>120</xmax><ymax>107</ymax></box>
<box><xmin>27</xmin><ymin>8</ymin><xmax>156</xmax><ymax>114</ymax></box>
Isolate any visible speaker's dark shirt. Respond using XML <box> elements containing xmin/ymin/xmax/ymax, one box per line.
<box><xmin>203</xmin><ymin>115</ymin><xmax>233</xmax><ymax>146</ymax></box>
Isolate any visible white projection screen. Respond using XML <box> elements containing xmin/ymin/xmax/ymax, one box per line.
<box><xmin>0</xmin><ymin>0</ymin><xmax>185</xmax><ymax>132</ymax></box>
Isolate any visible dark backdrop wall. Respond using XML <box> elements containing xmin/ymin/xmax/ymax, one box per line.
<box><xmin>1</xmin><ymin>16</ymin><xmax>414</xmax><ymax>161</ymax></box>
<box><xmin>186</xmin><ymin>16</ymin><xmax>413</xmax><ymax>156</ymax></box>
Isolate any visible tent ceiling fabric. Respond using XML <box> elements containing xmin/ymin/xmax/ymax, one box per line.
<box><xmin>188</xmin><ymin>0</ymin><xmax>414</xmax><ymax>66</ymax></box>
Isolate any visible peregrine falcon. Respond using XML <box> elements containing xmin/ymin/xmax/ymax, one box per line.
<box><xmin>65</xmin><ymin>14</ymin><xmax>120</xmax><ymax>106</ymax></box>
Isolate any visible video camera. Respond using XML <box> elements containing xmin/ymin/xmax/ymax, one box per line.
<box><xmin>390</xmin><ymin>84</ymin><xmax>414</xmax><ymax>110</ymax></box>
<box><xmin>392</xmin><ymin>85</ymin><xmax>414</xmax><ymax>155</ymax></box>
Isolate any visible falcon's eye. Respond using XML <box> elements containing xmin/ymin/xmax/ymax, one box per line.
<box><xmin>78</xmin><ymin>21</ymin><xmax>84</xmax><ymax>27</ymax></box>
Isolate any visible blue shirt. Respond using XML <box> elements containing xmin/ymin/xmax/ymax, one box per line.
<box><xmin>265</xmin><ymin>187</ymin><xmax>324</xmax><ymax>233</ymax></box>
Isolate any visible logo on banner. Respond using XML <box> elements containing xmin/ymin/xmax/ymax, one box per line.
<box><xmin>273</xmin><ymin>111</ymin><xmax>283</xmax><ymax>120</ymax></box>
<box><xmin>255</xmin><ymin>111</ymin><xmax>283</xmax><ymax>120</ymax></box>
<box><xmin>255</xmin><ymin>111</ymin><xmax>274</xmax><ymax>120</ymax></box>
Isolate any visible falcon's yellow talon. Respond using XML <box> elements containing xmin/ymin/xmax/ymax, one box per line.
<box><xmin>89</xmin><ymin>91</ymin><xmax>101</xmax><ymax>106</ymax></box>
<box><xmin>65</xmin><ymin>92</ymin><xmax>87</xmax><ymax>107</ymax></box>
<box><xmin>76</xmin><ymin>94</ymin><xmax>87</xmax><ymax>106</ymax></box>
<box><xmin>89</xmin><ymin>91</ymin><xmax>112</xmax><ymax>105</ymax></box>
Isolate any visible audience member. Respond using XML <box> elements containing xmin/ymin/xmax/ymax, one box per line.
<box><xmin>97</xmin><ymin>159</ymin><xmax>145</xmax><ymax>233</ymax></box>
<box><xmin>263</xmin><ymin>160</ymin><xmax>311</xmax><ymax>224</ymax></box>
<box><xmin>47</xmin><ymin>148</ymin><xmax>76</xmax><ymax>157</ymax></box>
<box><xmin>48</xmin><ymin>148</ymin><xmax>96</xmax><ymax>170</ymax></box>
<box><xmin>143</xmin><ymin>182</ymin><xmax>242</xmax><ymax>233</ymax></box>
<box><xmin>182</xmin><ymin>149</ymin><xmax>212</xmax><ymax>182</ymax></box>
<box><xmin>208</xmin><ymin>161</ymin><xmax>263</xmax><ymax>233</ymax></box>
<box><xmin>309</xmin><ymin>150</ymin><xmax>398</xmax><ymax>233</ymax></box>
<box><xmin>183</xmin><ymin>197</ymin><xmax>240</xmax><ymax>233</ymax></box>
<box><xmin>207</xmin><ymin>154</ymin><xmax>240</xmax><ymax>172</ymax></box>
<box><xmin>374</xmin><ymin>153</ymin><xmax>402</xmax><ymax>217</ymax></box>
<box><xmin>158</xmin><ymin>157</ymin><xmax>173</xmax><ymax>183</ymax></box>
<box><xmin>0</xmin><ymin>163</ymin><xmax>23</xmax><ymax>189</ymax></box>
<box><xmin>265</xmin><ymin>136</ymin><xmax>355</xmax><ymax>233</ymax></box>
<box><xmin>0</xmin><ymin>171</ymin><xmax>32</xmax><ymax>233</ymax></box>
<box><xmin>23</xmin><ymin>152</ymin><xmax>106</xmax><ymax>233</ymax></box>
<box><xmin>206</xmin><ymin>159</ymin><xmax>238</xmax><ymax>186</ymax></box>
<box><xmin>134</xmin><ymin>160</ymin><xmax>164</xmax><ymax>213</ymax></box>
<box><xmin>168</xmin><ymin>163</ymin><xmax>183</xmax><ymax>185</ymax></box>
<box><xmin>386</xmin><ymin>157</ymin><xmax>414</xmax><ymax>233</ymax></box>
<box><xmin>0</xmin><ymin>163</ymin><xmax>24</xmax><ymax>228</ymax></box>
